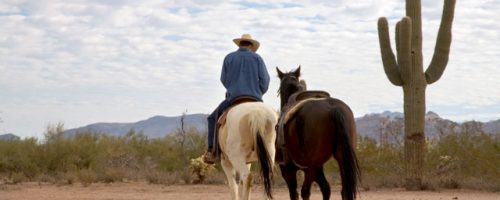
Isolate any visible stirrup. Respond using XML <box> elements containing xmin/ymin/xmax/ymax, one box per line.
<box><xmin>276</xmin><ymin>147</ymin><xmax>288</xmax><ymax>165</ymax></box>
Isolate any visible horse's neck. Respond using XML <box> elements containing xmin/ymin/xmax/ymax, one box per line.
<box><xmin>280</xmin><ymin>96</ymin><xmax>288</xmax><ymax>110</ymax></box>
<box><xmin>280</xmin><ymin>91</ymin><xmax>298</xmax><ymax>113</ymax></box>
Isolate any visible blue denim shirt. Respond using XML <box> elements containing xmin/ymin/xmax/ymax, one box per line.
<box><xmin>221</xmin><ymin>47</ymin><xmax>270</xmax><ymax>102</ymax></box>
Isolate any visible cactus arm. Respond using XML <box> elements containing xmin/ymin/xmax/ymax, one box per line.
<box><xmin>395</xmin><ymin>21</ymin><xmax>401</xmax><ymax>65</ymax></box>
<box><xmin>425</xmin><ymin>0</ymin><xmax>456</xmax><ymax>84</ymax></box>
<box><xmin>378</xmin><ymin>17</ymin><xmax>403</xmax><ymax>86</ymax></box>
<box><xmin>399</xmin><ymin>17</ymin><xmax>413</xmax><ymax>81</ymax></box>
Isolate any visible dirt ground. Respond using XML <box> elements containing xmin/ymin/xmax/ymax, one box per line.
<box><xmin>0</xmin><ymin>182</ymin><xmax>498</xmax><ymax>200</ymax></box>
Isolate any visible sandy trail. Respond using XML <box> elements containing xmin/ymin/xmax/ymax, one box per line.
<box><xmin>0</xmin><ymin>182</ymin><xmax>498</xmax><ymax>200</ymax></box>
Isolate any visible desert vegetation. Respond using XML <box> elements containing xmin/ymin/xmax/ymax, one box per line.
<box><xmin>356</xmin><ymin>122</ymin><xmax>499</xmax><ymax>191</ymax></box>
<box><xmin>0</xmin><ymin>121</ymin><xmax>498</xmax><ymax>192</ymax></box>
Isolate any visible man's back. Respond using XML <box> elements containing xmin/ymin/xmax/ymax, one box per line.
<box><xmin>221</xmin><ymin>47</ymin><xmax>270</xmax><ymax>102</ymax></box>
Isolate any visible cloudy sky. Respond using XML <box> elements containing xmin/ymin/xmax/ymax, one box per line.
<box><xmin>1</xmin><ymin>0</ymin><xmax>499</xmax><ymax>139</ymax></box>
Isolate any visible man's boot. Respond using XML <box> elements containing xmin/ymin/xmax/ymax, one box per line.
<box><xmin>203</xmin><ymin>148</ymin><xmax>216</xmax><ymax>164</ymax></box>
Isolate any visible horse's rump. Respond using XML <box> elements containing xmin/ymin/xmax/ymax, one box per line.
<box><xmin>284</xmin><ymin>98</ymin><xmax>349</xmax><ymax>164</ymax></box>
<box><xmin>219</xmin><ymin>102</ymin><xmax>277</xmax><ymax>163</ymax></box>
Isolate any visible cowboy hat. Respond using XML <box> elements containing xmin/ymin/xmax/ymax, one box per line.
<box><xmin>233</xmin><ymin>34</ymin><xmax>260</xmax><ymax>52</ymax></box>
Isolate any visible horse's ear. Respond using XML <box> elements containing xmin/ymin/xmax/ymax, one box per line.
<box><xmin>294</xmin><ymin>65</ymin><xmax>301</xmax><ymax>77</ymax></box>
<box><xmin>276</xmin><ymin>67</ymin><xmax>284</xmax><ymax>79</ymax></box>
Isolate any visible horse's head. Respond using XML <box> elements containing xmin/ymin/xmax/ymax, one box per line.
<box><xmin>277</xmin><ymin>65</ymin><xmax>306</xmax><ymax>109</ymax></box>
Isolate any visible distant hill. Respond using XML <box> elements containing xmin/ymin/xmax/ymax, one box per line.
<box><xmin>64</xmin><ymin>114</ymin><xmax>207</xmax><ymax>138</ymax></box>
<box><xmin>356</xmin><ymin>111</ymin><xmax>500</xmax><ymax>141</ymax></box>
<box><xmin>0</xmin><ymin>133</ymin><xmax>20</xmax><ymax>140</ymax></box>
<box><xmin>483</xmin><ymin>119</ymin><xmax>500</xmax><ymax>134</ymax></box>
<box><xmin>63</xmin><ymin>111</ymin><xmax>499</xmax><ymax>139</ymax></box>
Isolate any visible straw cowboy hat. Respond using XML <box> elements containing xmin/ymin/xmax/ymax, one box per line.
<box><xmin>233</xmin><ymin>34</ymin><xmax>260</xmax><ymax>52</ymax></box>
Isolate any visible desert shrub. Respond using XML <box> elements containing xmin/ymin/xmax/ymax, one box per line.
<box><xmin>63</xmin><ymin>172</ymin><xmax>77</xmax><ymax>185</ymax></box>
<box><xmin>10</xmin><ymin>172</ymin><xmax>27</xmax><ymax>184</ymax></box>
<box><xmin>355</xmin><ymin>136</ymin><xmax>405</xmax><ymax>188</ymax></box>
<box><xmin>0</xmin><ymin>123</ymin><xmax>211</xmax><ymax>185</ymax></box>
<box><xmin>345</xmin><ymin>124</ymin><xmax>499</xmax><ymax>191</ymax></box>
<box><xmin>0</xmin><ymin>138</ymin><xmax>42</xmax><ymax>179</ymax></box>
<box><xmin>41</xmin><ymin>123</ymin><xmax>78</xmax><ymax>173</ymax></box>
<box><xmin>426</xmin><ymin>126</ymin><xmax>500</xmax><ymax>191</ymax></box>
<box><xmin>77</xmin><ymin>169</ymin><xmax>97</xmax><ymax>186</ymax></box>
<box><xmin>35</xmin><ymin>174</ymin><xmax>56</xmax><ymax>183</ymax></box>
<box><xmin>69</xmin><ymin>133</ymin><xmax>101</xmax><ymax>170</ymax></box>
<box><xmin>145</xmin><ymin>171</ymin><xmax>163</xmax><ymax>184</ymax></box>
<box><xmin>99</xmin><ymin>168</ymin><xmax>126</xmax><ymax>183</ymax></box>
<box><xmin>189</xmin><ymin>156</ymin><xmax>216</xmax><ymax>184</ymax></box>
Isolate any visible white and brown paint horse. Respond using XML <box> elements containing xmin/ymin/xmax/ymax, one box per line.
<box><xmin>218</xmin><ymin>102</ymin><xmax>278</xmax><ymax>200</ymax></box>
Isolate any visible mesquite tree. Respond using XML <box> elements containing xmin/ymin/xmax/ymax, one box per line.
<box><xmin>377</xmin><ymin>0</ymin><xmax>456</xmax><ymax>190</ymax></box>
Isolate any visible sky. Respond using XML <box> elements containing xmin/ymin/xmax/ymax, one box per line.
<box><xmin>0</xmin><ymin>0</ymin><xmax>499</xmax><ymax>139</ymax></box>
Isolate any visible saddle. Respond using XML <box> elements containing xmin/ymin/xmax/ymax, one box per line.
<box><xmin>213</xmin><ymin>96</ymin><xmax>258</xmax><ymax>160</ymax></box>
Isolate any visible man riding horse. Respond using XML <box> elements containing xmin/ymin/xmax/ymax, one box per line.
<box><xmin>203</xmin><ymin>34</ymin><xmax>271</xmax><ymax>164</ymax></box>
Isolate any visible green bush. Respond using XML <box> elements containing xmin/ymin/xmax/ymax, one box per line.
<box><xmin>10</xmin><ymin>172</ymin><xmax>27</xmax><ymax>184</ymax></box>
<box><xmin>0</xmin><ymin>138</ymin><xmax>42</xmax><ymax>179</ymax></box>
<box><xmin>77</xmin><ymin>169</ymin><xmax>97</xmax><ymax>186</ymax></box>
<box><xmin>0</xmin><ymin>122</ymin><xmax>209</xmax><ymax>184</ymax></box>
<box><xmin>354</xmin><ymin>136</ymin><xmax>405</xmax><ymax>188</ymax></box>
<box><xmin>426</xmin><ymin>124</ymin><xmax>500</xmax><ymax>191</ymax></box>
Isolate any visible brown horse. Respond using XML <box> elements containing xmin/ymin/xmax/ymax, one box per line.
<box><xmin>276</xmin><ymin>66</ymin><xmax>360</xmax><ymax>200</ymax></box>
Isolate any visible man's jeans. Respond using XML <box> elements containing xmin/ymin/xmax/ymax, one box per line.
<box><xmin>207</xmin><ymin>99</ymin><xmax>231</xmax><ymax>149</ymax></box>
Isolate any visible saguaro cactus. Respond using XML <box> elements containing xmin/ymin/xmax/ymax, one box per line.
<box><xmin>377</xmin><ymin>0</ymin><xmax>456</xmax><ymax>190</ymax></box>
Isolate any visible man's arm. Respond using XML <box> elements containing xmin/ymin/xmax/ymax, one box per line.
<box><xmin>220</xmin><ymin>57</ymin><xmax>228</xmax><ymax>89</ymax></box>
<box><xmin>258</xmin><ymin>56</ymin><xmax>270</xmax><ymax>94</ymax></box>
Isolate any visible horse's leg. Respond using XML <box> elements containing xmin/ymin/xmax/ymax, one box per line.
<box><xmin>300</xmin><ymin>168</ymin><xmax>316</xmax><ymax>200</ymax></box>
<box><xmin>280</xmin><ymin>164</ymin><xmax>299</xmax><ymax>200</ymax></box>
<box><xmin>221</xmin><ymin>157</ymin><xmax>238</xmax><ymax>200</ymax></box>
<box><xmin>233</xmin><ymin>161</ymin><xmax>252</xmax><ymax>200</ymax></box>
<box><xmin>242</xmin><ymin>164</ymin><xmax>252</xmax><ymax>200</ymax></box>
<box><xmin>226</xmin><ymin>152</ymin><xmax>252</xmax><ymax>200</ymax></box>
<box><xmin>315</xmin><ymin>167</ymin><xmax>331</xmax><ymax>200</ymax></box>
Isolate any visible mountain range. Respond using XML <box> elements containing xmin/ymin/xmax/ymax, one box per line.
<box><xmin>65</xmin><ymin>111</ymin><xmax>499</xmax><ymax>139</ymax></box>
<box><xmin>63</xmin><ymin>113</ymin><xmax>207</xmax><ymax>138</ymax></box>
<box><xmin>2</xmin><ymin>111</ymin><xmax>499</xmax><ymax>140</ymax></box>
<box><xmin>0</xmin><ymin>133</ymin><xmax>20</xmax><ymax>141</ymax></box>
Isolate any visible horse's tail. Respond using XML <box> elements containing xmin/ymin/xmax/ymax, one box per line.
<box><xmin>248</xmin><ymin>109</ymin><xmax>275</xmax><ymax>199</ymax></box>
<box><xmin>330</xmin><ymin>107</ymin><xmax>361</xmax><ymax>200</ymax></box>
